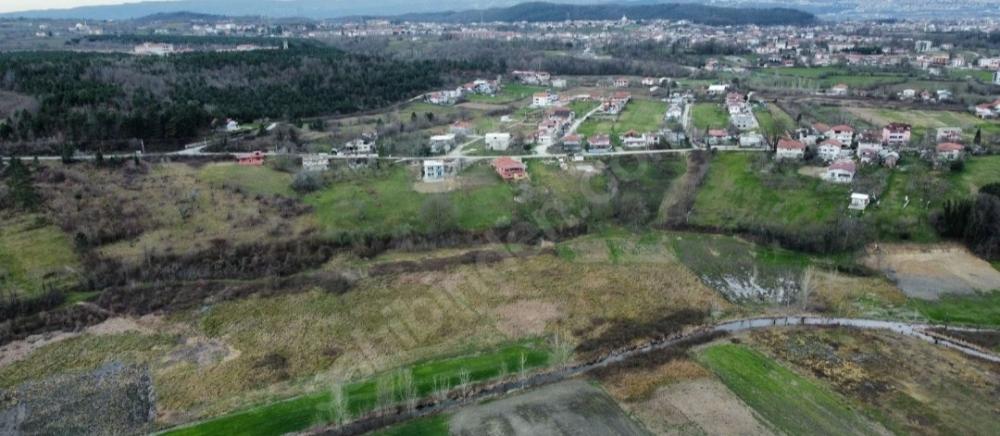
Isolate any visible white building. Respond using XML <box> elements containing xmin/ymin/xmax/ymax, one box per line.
<box><xmin>422</xmin><ymin>160</ymin><xmax>447</xmax><ymax>182</ymax></box>
<box><xmin>532</xmin><ymin>91</ymin><xmax>558</xmax><ymax>108</ymax></box>
<box><xmin>824</xmin><ymin>160</ymin><xmax>856</xmax><ymax>184</ymax></box>
<box><xmin>429</xmin><ymin>134</ymin><xmax>457</xmax><ymax>154</ymax></box>
<box><xmin>849</xmin><ymin>193</ymin><xmax>870</xmax><ymax>211</ymax></box>
<box><xmin>302</xmin><ymin>154</ymin><xmax>330</xmax><ymax>172</ymax></box>
<box><xmin>707</xmin><ymin>84</ymin><xmax>729</xmax><ymax>95</ymax></box>
<box><xmin>818</xmin><ymin>139</ymin><xmax>843</xmax><ymax>162</ymax></box>
<box><xmin>485</xmin><ymin>132</ymin><xmax>512</xmax><ymax>151</ymax></box>
<box><xmin>776</xmin><ymin>138</ymin><xmax>805</xmax><ymax>160</ymax></box>
<box><xmin>134</xmin><ymin>42</ymin><xmax>175</xmax><ymax>56</ymax></box>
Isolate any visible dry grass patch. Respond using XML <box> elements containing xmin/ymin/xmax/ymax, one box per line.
<box><xmin>602</xmin><ymin>358</ymin><xmax>709</xmax><ymax>402</ymax></box>
<box><xmin>808</xmin><ymin>270</ymin><xmax>908</xmax><ymax>317</ymax></box>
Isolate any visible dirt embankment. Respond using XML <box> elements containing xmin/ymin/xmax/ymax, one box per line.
<box><xmin>862</xmin><ymin>243</ymin><xmax>1000</xmax><ymax>300</ymax></box>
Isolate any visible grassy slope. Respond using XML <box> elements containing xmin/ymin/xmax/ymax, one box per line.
<box><xmin>305</xmin><ymin>164</ymin><xmax>515</xmax><ymax>236</ymax></box>
<box><xmin>691</xmin><ymin>103</ymin><xmax>728</xmax><ymax>130</ymax></box>
<box><xmin>165</xmin><ymin>342</ymin><xmax>550</xmax><ymax>436</ymax></box>
<box><xmin>699</xmin><ymin>344</ymin><xmax>882</xmax><ymax>436</ymax></box>
<box><xmin>864</xmin><ymin>161</ymin><xmax>941</xmax><ymax>242</ymax></box>
<box><xmin>0</xmin><ymin>214</ymin><xmax>80</xmax><ymax>297</ymax></box>
<box><xmin>907</xmin><ymin>291</ymin><xmax>1000</xmax><ymax>327</ymax></box>
<box><xmin>198</xmin><ymin>163</ymin><xmax>295</xmax><ymax>197</ymax></box>
<box><xmin>577</xmin><ymin>98</ymin><xmax>666</xmax><ymax>138</ymax></box>
<box><xmin>690</xmin><ymin>152</ymin><xmax>848</xmax><ymax>230</ymax></box>
<box><xmin>950</xmin><ymin>155</ymin><xmax>1000</xmax><ymax>197</ymax></box>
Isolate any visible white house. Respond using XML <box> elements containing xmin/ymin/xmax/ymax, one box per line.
<box><xmin>134</xmin><ymin>42</ymin><xmax>175</xmax><ymax>56</ymax></box>
<box><xmin>936</xmin><ymin>127</ymin><xmax>962</xmax><ymax>142</ymax></box>
<box><xmin>485</xmin><ymin>132</ymin><xmax>512</xmax><ymax>151</ymax></box>
<box><xmin>818</xmin><ymin>139</ymin><xmax>843</xmax><ymax>162</ymax></box>
<box><xmin>552</xmin><ymin>78</ymin><xmax>567</xmax><ymax>89</ymax></box>
<box><xmin>730</xmin><ymin>112</ymin><xmax>758</xmax><ymax>131</ymax></box>
<box><xmin>826</xmin><ymin>125</ymin><xmax>855</xmax><ymax>144</ymax></box>
<box><xmin>429</xmin><ymin>134</ymin><xmax>457</xmax><ymax>154</ymax></box>
<box><xmin>532</xmin><ymin>91</ymin><xmax>558</xmax><ymax>108</ymax></box>
<box><xmin>739</xmin><ymin>132</ymin><xmax>764</xmax><ymax>148</ymax></box>
<box><xmin>824</xmin><ymin>160</ymin><xmax>856</xmax><ymax>184</ymax></box>
<box><xmin>302</xmin><ymin>154</ymin><xmax>330</xmax><ymax>172</ymax></box>
<box><xmin>225</xmin><ymin>119</ymin><xmax>240</xmax><ymax>132</ymax></box>
<box><xmin>776</xmin><ymin>138</ymin><xmax>805</xmax><ymax>160</ymax></box>
<box><xmin>707</xmin><ymin>84</ymin><xmax>729</xmax><ymax>95</ymax></box>
<box><xmin>422</xmin><ymin>160</ymin><xmax>447</xmax><ymax>182</ymax></box>
<box><xmin>829</xmin><ymin>83</ymin><xmax>849</xmax><ymax>96</ymax></box>
<box><xmin>849</xmin><ymin>193</ymin><xmax>870</xmax><ymax>211</ymax></box>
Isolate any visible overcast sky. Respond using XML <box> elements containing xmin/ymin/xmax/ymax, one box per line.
<box><xmin>0</xmin><ymin>1</ymin><xmax>150</xmax><ymax>13</ymax></box>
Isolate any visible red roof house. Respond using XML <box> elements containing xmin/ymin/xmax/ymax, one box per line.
<box><xmin>492</xmin><ymin>157</ymin><xmax>527</xmax><ymax>181</ymax></box>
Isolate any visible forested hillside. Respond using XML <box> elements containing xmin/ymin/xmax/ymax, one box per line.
<box><xmin>0</xmin><ymin>43</ymin><xmax>503</xmax><ymax>153</ymax></box>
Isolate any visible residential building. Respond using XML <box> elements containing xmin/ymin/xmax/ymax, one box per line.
<box><xmin>588</xmin><ymin>134</ymin><xmax>612</xmax><ymax>153</ymax></box>
<box><xmin>707</xmin><ymin>84</ymin><xmax>729</xmax><ymax>95</ymax></box>
<box><xmin>818</xmin><ymin>139</ymin><xmax>843</xmax><ymax>162</ymax></box>
<box><xmin>620</xmin><ymin>130</ymin><xmax>658</xmax><ymax>148</ymax></box>
<box><xmin>936</xmin><ymin>127</ymin><xmax>963</xmax><ymax>142</ymax></box>
<box><xmin>706</xmin><ymin>129</ymin><xmax>730</xmax><ymax>146</ymax></box>
<box><xmin>739</xmin><ymin>132</ymin><xmax>764</xmax><ymax>148</ymax></box>
<box><xmin>936</xmin><ymin>142</ymin><xmax>964</xmax><ymax>161</ymax></box>
<box><xmin>613</xmin><ymin>77</ymin><xmax>631</xmax><ymax>88</ymax></box>
<box><xmin>824</xmin><ymin>160</ymin><xmax>856</xmax><ymax>184</ymax></box>
<box><xmin>882</xmin><ymin>123</ymin><xmax>911</xmax><ymax>146</ymax></box>
<box><xmin>826</xmin><ymin>125</ymin><xmax>855</xmax><ymax>144</ymax></box>
<box><xmin>485</xmin><ymin>132</ymin><xmax>512</xmax><ymax>151</ymax></box>
<box><xmin>237</xmin><ymin>151</ymin><xmax>265</xmax><ymax>166</ymax></box>
<box><xmin>450</xmin><ymin>121</ymin><xmax>473</xmax><ymax>136</ymax></box>
<box><xmin>829</xmin><ymin>83</ymin><xmax>849</xmax><ymax>96</ymax></box>
<box><xmin>302</xmin><ymin>154</ymin><xmax>330</xmax><ymax>172</ymax></box>
<box><xmin>776</xmin><ymin>138</ymin><xmax>805</xmax><ymax>160</ymax></box>
<box><xmin>134</xmin><ymin>42</ymin><xmax>175</xmax><ymax>56</ymax></box>
<box><xmin>492</xmin><ymin>157</ymin><xmax>527</xmax><ymax>181</ymax></box>
<box><xmin>422</xmin><ymin>160</ymin><xmax>447</xmax><ymax>182</ymax></box>
<box><xmin>532</xmin><ymin>91</ymin><xmax>558</xmax><ymax>108</ymax></box>
<box><xmin>562</xmin><ymin>134</ymin><xmax>583</xmax><ymax>153</ymax></box>
<box><xmin>429</xmin><ymin>134</ymin><xmax>457</xmax><ymax>154</ymax></box>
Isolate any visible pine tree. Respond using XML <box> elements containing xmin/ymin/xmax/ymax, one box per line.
<box><xmin>5</xmin><ymin>158</ymin><xmax>40</xmax><ymax>210</ymax></box>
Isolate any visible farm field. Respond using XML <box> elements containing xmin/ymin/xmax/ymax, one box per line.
<box><xmin>690</xmin><ymin>102</ymin><xmax>728</xmax><ymax>130</ymax></box>
<box><xmin>754</xmin><ymin>104</ymin><xmax>796</xmax><ymax>135</ymax></box>
<box><xmin>749</xmin><ymin>328</ymin><xmax>1000</xmax><ymax>436</ymax></box>
<box><xmin>950</xmin><ymin>155</ymin><xmax>1000</xmax><ymax>196</ymax></box>
<box><xmin>698</xmin><ymin>343</ymin><xmax>886</xmax><ymax>436</ymax></box>
<box><xmin>689</xmin><ymin>152</ymin><xmax>850</xmax><ymax>231</ymax></box>
<box><xmin>0</xmin><ymin>214</ymin><xmax>80</xmax><ymax>298</ymax></box>
<box><xmin>198</xmin><ymin>163</ymin><xmax>295</xmax><ymax>197</ymax></box>
<box><xmin>750</xmin><ymin>67</ymin><xmax>912</xmax><ymax>89</ymax></box>
<box><xmin>164</xmin><ymin>342</ymin><xmax>551</xmax><ymax>436</ymax></box>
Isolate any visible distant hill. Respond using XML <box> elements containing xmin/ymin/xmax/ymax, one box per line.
<box><xmin>392</xmin><ymin>2</ymin><xmax>817</xmax><ymax>26</ymax></box>
<box><xmin>0</xmin><ymin>0</ymin><xmax>814</xmax><ymax>24</ymax></box>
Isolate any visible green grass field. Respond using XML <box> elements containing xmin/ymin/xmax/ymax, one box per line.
<box><xmin>305</xmin><ymin>164</ymin><xmax>515</xmax><ymax>237</ymax></box>
<box><xmin>864</xmin><ymin>162</ymin><xmax>941</xmax><ymax>242</ymax></box>
<box><xmin>198</xmin><ymin>163</ymin><xmax>295</xmax><ymax>197</ymax></box>
<box><xmin>164</xmin><ymin>342</ymin><xmax>550</xmax><ymax>436</ymax></box>
<box><xmin>754</xmin><ymin>104</ymin><xmax>795</xmax><ymax>135</ymax></box>
<box><xmin>690</xmin><ymin>153</ymin><xmax>849</xmax><ymax>230</ymax></box>
<box><xmin>576</xmin><ymin>98</ymin><xmax>666</xmax><ymax>139</ymax></box>
<box><xmin>0</xmin><ymin>214</ymin><xmax>80</xmax><ymax>297</ymax></box>
<box><xmin>373</xmin><ymin>415</ymin><xmax>449</xmax><ymax>436</ymax></box>
<box><xmin>751</xmin><ymin>67</ymin><xmax>909</xmax><ymax>89</ymax></box>
<box><xmin>908</xmin><ymin>291</ymin><xmax>1000</xmax><ymax>327</ymax></box>
<box><xmin>691</xmin><ymin>103</ymin><xmax>728</xmax><ymax>130</ymax></box>
<box><xmin>699</xmin><ymin>344</ymin><xmax>882</xmax><ymax>436</ymax></box>
<box><xmin>950</xmin><ymin>155</ymin><xmax>1000</xmax><ymax>197</ymax></box>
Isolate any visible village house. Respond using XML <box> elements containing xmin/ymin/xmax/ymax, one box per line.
<box><xmin>532</xmin><ymin>91</ymin><xmax>558</xmax><ymax>108</ymax></box>
<box><xmin>426</xmin><ymin>90</ymin><xmax>460</xmax><ymax>105</ymax></box>
<box><xmin>936</xmin><ymin>142</ymin><xmax>964</xmax><ymax>161</ymax></box>
<box><xmin>134</xmin><ymin>42</ymin><xmax>175</xmax><ymax>56</ymax></box>
<box><xmin>776</xmin><ymin>138</ymin><xmax>805</xmax><ymax>160</ymax></box>
<box><xmin>450</xmin><ymin>121</ymin><xmax>473</xmax><ymax>136</ymax></box>
<box><xmin>341</xmin><ymin>137</ymin><xmax>376</xmax><ymax>156</ymax></box>
<box><xmin>829</xmin><ymin>83</ymin><xmax>849</xmax><ymax>96</ymax></box>
<box><xmin>731</xmin><ymin>112</ymin><xmax>758</xmax><ymax>131</ymax></box>
<box><xmin>562</xmin><ymin>134</ymin><xmax>583</xmax><ymax>153</ymax></box>
<box><xmin>824</xmin><ymin>160</ymin><xmax>856</xmax><ymax>184</ymax></box>
<box><xmin>882</xmin><ymin>151</ymin><xmax>900</xmax><ymax>168</ymax></box>
<box><xmin>551</xmin><ymin>78</ymin><xmax>568</xmax><ymax>89</ymax></box>
<box><xmin>301</xmin><ymin>154</ymin><xmax>330</xmax><ymax>172</ymax></box>
<box><xmin>492</xmin><ymin>157</ymin><xmax>527</xmax><ymax>181</ymax></box>
<box><xmin>620</xmin><ymin>130</ymin><xmax>659</xmax><ymax>148</ymax></box>
<box><xmin>588</xmin><ymin>134</ymin><xmax>613</xmax><ymax>153</ymax></box>
<box><xmin>818</xmin><ymin>139</ymin><xmax>844</xmax><ymax>162</ymax></box>
<box><xmin>975</xmin><ymin>99</ymin><xmax>1000</xmax><ymax>118</ymax></box>
<box><xmin>849</xmin><ymin>193</ymin><xmax>871</xmax><ymax>211</ymax></box>
<box><xmin>641</xmin><ymin>77</ymin><xmax>658</xmax><ymax>86</ymax></box>
<box><xmin>707</xmin><ymin>84</ymin><xmax>729</xmax><ymax>95</ymax></box>
<box><xmin>706</xmin><ymin>129</ymin><xmax>730</xmax><ymax>146</ymax></box>
<box><xmin>739</xmin><ymin>132</ymin><xmax>764</xmax><ymax>148</ymax></box>
<box><xmin>485</xmin><ymin>132</ymin><xmax>512</xmax><ymax>151</ymax></box>
<box><xmin>224</xmin><ymin>119</ymin><xmax>240</xmax><ymax>132</ymax></box>
<box><xmin>613</xmin><ymin>77</ymin><xmax>631</xmax><ymax>88</ymax></box>
<box><xmin>429</xmin><ymin>134</ymin><xmax>457</xmax><ymax>154</ymax></box>
<box><xmin>237</xmin><ymin>151</ymin><xmax>265</xmax><ymax>166</ymax></box>
<box><xmin>422</xmin><ymin>160</ymin><xmax>448</xmax><ymax>182</ymax></box>
<box><xmin>882</xmin><ymin>123</ymin><xmax>911</xmax><ymax>146</ymax></box>
<box><xmin>601</xmin><ymin>92</ymin><xmax>632</xmax><ymax>115</ymax></box>
<box><xmin>936</xmin><ymin>127</ymin><xmax>963</xmax><ymax>142</ymax></box>
<box><xmin>826</xmin><ymin>125</ymin><xmax>855</xmax><ymax>144</ymax></box>
<box><xmin>512</xmin><ymin>70</ymin><xmax>551</xmax><ymax>85</ymax></box>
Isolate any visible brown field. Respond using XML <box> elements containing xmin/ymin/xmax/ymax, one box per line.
<box><xmin>863</xmin><ymin>243</ymin><xmax>1000</xmax><ymax>299</ymax></box>
<box><xmin>624</xmin><ymin>378</ymin><xmax>774</xmax><ymax>436</ymax></box>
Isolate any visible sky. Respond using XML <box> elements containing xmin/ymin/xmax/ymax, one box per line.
<box><xmin>0</xmin><ymin>0</ymin><xmax>149</xmax><ymax>13</ymax></box>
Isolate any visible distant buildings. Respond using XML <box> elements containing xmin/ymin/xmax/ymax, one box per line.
<box><xmin>133</xmin><ymin>42</ymin><xmax>175</xmax><ymax>56</ymax></box>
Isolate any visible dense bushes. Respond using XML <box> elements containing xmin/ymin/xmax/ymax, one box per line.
<box><xmin>932</xmin><ymin>183</ymin><xmax>1000</xmax><ymax>260</ymax></box>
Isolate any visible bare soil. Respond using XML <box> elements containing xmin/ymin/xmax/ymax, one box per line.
<box><xmin>449</xmin><ymin>380</ymin><xmax>648</xmax><ymax>436</ymax></box>
<box><xmin>862</xmin><ymin>243</ymin><xmax>1000</xmax><ymax>300</ymax></box>
<box><xmin>625</xmin><ymin>378</ymin><xmax>775</xmax><ymax>436</ymax></box>
<box><xmin>493</xmin><ymin>300</ymin><xmax>562</xmax><ymax>337</ymax></box>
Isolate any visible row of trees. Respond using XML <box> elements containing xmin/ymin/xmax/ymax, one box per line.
<box><xmin>934</xmin><ymin>183</ymin><xmax>1000</xmax><ymax>260</ymax></box>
